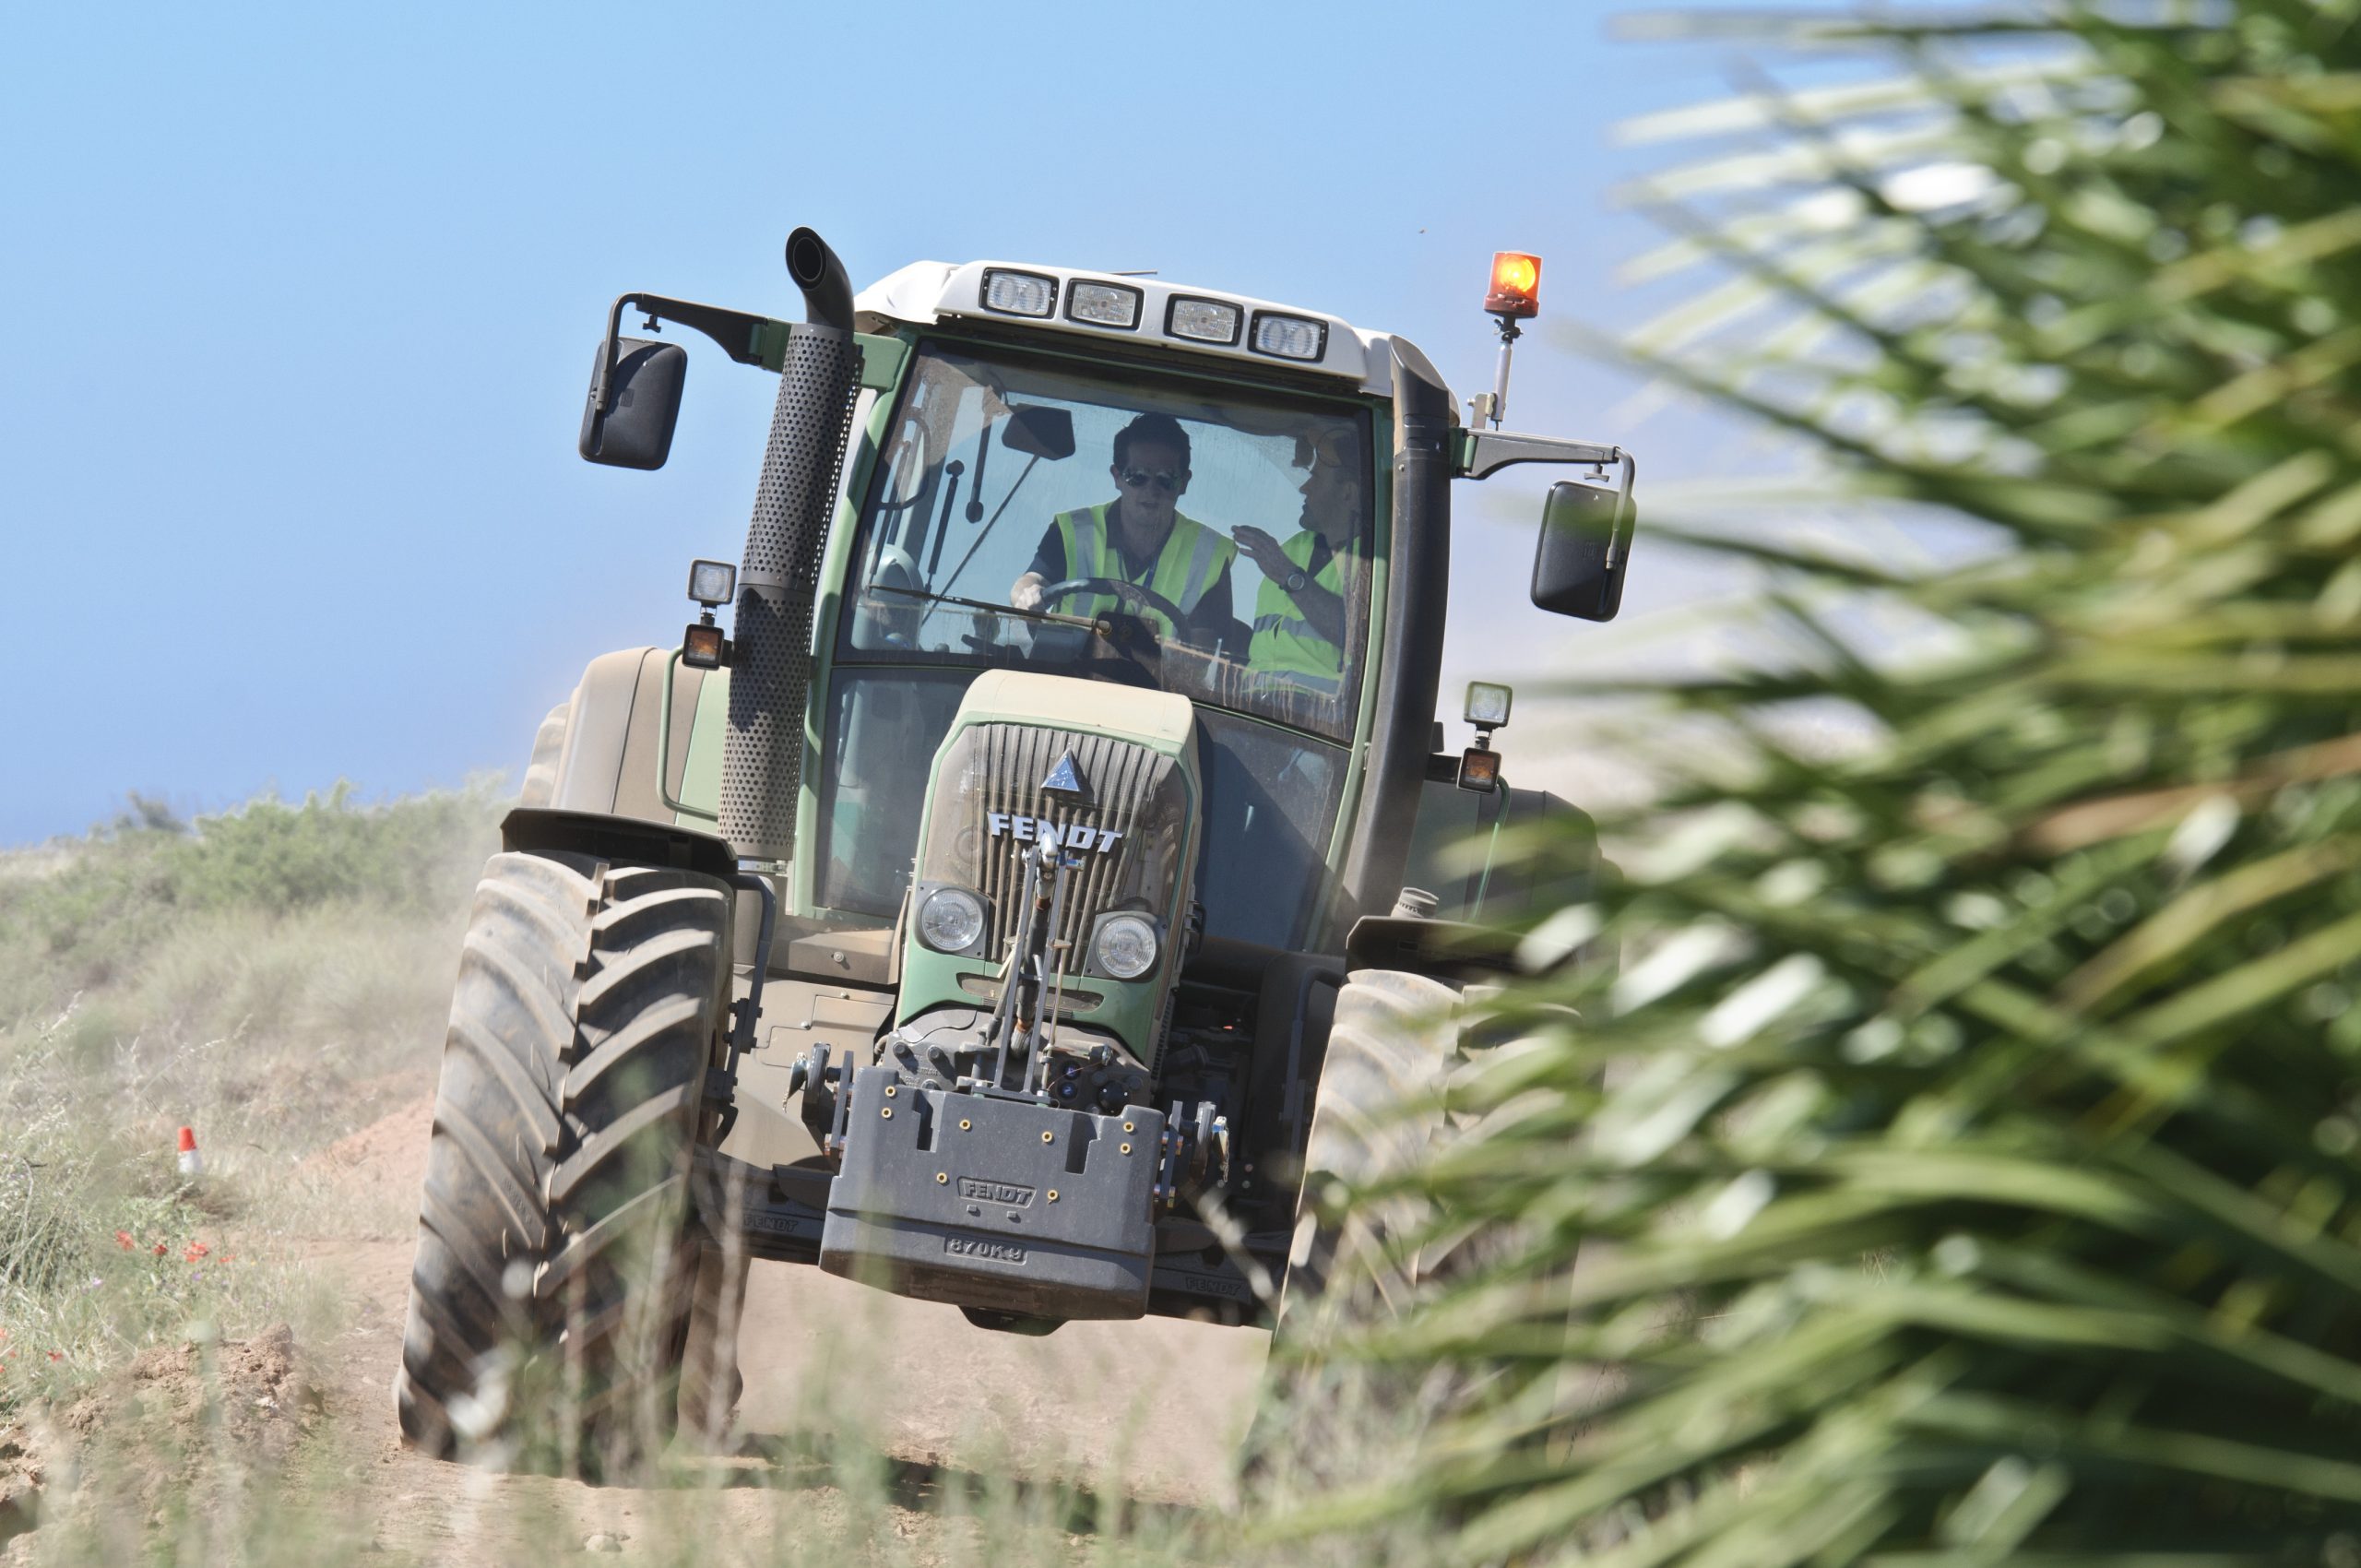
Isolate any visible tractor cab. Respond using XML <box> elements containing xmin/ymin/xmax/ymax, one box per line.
<box><xmin>818</xmin><ymin>305</ymin><xmax>1383</xmax><ymax>960</ymax></box>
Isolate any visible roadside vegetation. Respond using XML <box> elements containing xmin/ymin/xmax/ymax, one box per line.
<box><xmin>1287</xmin><ymin>5</ymin><xmax>2361</xmax><ymax>1563</ymax></box>
<box><xmin>0</xmin><ymin>784</ymin><xmax>502</xmax><ymax>1418</ymax></box>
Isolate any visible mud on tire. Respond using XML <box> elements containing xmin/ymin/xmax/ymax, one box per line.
<box><xmin>395</xmin><ymin>849</ymin><xmax>729</xmax><ymax>1474</ymax></box>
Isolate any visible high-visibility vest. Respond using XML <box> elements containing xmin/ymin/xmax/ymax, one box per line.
<box><xmin>1051</xmin><ymin>503</ymin><xmax>1236</xmax><ymax>638</ymax></box>
<box><xmin>1247</xmin><ymin>529</ymin><xmax>1348</xmax><ymax>694</ymax></box>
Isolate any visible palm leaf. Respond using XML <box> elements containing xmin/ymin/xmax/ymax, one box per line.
<box><xmin>1275</xmin><ymin>4</ymin><xmax>2361</xmax><ymax>1562</ymax></box>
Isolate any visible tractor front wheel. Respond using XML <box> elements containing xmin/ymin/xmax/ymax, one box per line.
<box><xmin>1275</xmin><ymin>968</ymin><xmax>1465</xmax><ymax>1331</ymax></box>
<box><xmin>1248</xmin><ymin>968</ymin><xmax>1467</xmax><ymax>1495</ymax></box>
<box><xmin>395</xmin><ymin>848</ymin><xmax>730</xmax><ymax>1474</ymax></box>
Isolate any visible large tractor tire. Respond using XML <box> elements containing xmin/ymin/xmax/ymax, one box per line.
<box><xmin>1249</xmin><ymin>969</ymin><xmax>1478</xmax><ymax>1501</ymax></box>
<box><xmin>1278</xmin><ymin>968</ymin><xmax>1465</xmax><ymax>1331</ymax></box>
<box><xmin>395</xmin><ymin>848</ymin><xmax>730</xmax><ymax>1475</ymax></box>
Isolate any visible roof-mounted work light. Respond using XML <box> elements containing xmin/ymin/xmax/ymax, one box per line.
<box><xmin>1475</xmin><ymin>250</ymin><xmax>1543</xmax><ymax>430</ymax></box>
<box><xmin>1066</xmin><ymin>280</ymin><xmax>1143</xmax><ymax>329</ymax></box>
<box><xmin>981</xmin><ymin>268</ymin><xmax>1057</xmax><ymax>318</ymax></box>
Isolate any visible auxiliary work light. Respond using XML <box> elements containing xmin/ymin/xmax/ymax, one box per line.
<box><xmin>1066</xmin><ymin>280</ymin><xmax>1143</xmax><ymax>329</ymax></box>
<box><xmin>1166</xmin><ymin>296</ymin><xmax>1242</xmax><ymax>345</ymax></box>
<box><xmin>981</xmin><ymin>268</ymin><xmax>1057</xmax><ymax>318</ymax></box>
<box><xmin>687</xmin><ymin>558</ymin><xmax>737</xmax><ymax>607</ymax></box>
<box><xmin>1465</xmin><ymin>681</ymin><xmax>1513</xmax><ymax>729</ymax></box>
<box><xmin>1485</xmin><ymin>251</ymin><xmax>1542</xmax><ymax>319</ymax></box>
<box><xmin>1250</xmin><ymin>311</ymin><xmax>1327</xmax><ymax>362</ymax></box>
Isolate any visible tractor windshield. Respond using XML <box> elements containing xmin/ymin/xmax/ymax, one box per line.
<box><xmin>840</xmin><ymin>344</ymin><xmax>1375</xmax><ymax>740</ymax></box>
<box><xmin>817</xmin><ymin>341</ymin><xmax>1378</xmax><ymax>948</ymax></box>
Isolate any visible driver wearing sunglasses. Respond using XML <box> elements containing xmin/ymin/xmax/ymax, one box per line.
<box><xmin>1010</xmin><ymin>412</ymin><xmax>1236</xmax><ymax>644</ymax></box>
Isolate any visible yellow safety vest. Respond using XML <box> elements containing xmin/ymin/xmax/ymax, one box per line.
<box><xmin>1051</xmin><ymin>503</ymin><xmax>1236</xmax><ymax>638</ymax></box>
<box><xmin>1247</xmin><ymin>530</ymin><xmax>1348</xmax><ymax>694</ymax></box>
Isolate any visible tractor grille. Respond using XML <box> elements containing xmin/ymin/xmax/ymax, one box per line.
<box><xmin>959</xmin><ymin>724</ymin><xmax>1180</xmax><ymax>959</ymax></box>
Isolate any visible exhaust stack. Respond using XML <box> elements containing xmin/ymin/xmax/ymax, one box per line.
<box><xmin>719</xmin><ymin>229</ymin><xmax>864</xmax><ymax>863</ymax></box>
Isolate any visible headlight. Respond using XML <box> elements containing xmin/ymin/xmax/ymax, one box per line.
<box><xmin>1092</xmin><ymin>913</ymin><xmax>1159</xmax><ymax>980</ymax></box>
<box><xmin>918</xmin><ymin>886</ymin><xmax>987</xmax><ymax>954</ymax></box>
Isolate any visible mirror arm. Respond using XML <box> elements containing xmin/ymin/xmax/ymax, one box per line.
<box><xmin>1458</xmin><ymin>430</ymin><xmax>1624</xmax><ymax>481</ymax></box>
<box><xmin>591</xmin><ymin>292</ymin><xmax>783</xmax><ymax>415</ymax></box>
<box><xmin>1606</xmin><ymin>452</ymin><xmax>1638</xmax><ymax>564</ymax></box>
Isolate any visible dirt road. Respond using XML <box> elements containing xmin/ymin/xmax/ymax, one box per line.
<box><xmin>94</xmin><ymin>1095</ymin><xmax>1269</xmax><ymax>1564</ymax></box>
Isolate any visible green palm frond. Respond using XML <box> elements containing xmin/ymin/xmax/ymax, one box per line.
<box><xmin>1287</xmin><ymin>4</ymin><xmax>2361</xmax><ymax>1562</ymax></box>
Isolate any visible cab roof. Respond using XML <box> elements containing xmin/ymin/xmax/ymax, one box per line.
<box><xmin>853</xmin><ymin>260</ymin><xmax>1440</xmax><ymax>401</ymax></box>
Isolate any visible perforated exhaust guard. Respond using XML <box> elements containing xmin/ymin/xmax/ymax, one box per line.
<box><xmin>718</xmin><ymin>320</ymin><xmax>862</xmax><ymax>862</ymax></box>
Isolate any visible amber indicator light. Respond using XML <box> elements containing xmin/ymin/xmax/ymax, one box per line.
<box><xmin>1485</xmin><ymin>251</ymin><xmax>1542</xmax><ymax>319</ymax></box>
<box><xmin>1457</xmin><ymin>746</ymin><xmax>1503</xmax><ymax>793</ymax></box>
<box><xmin>682</xmin><ymin>622</ymin><xmax>727</xmax><ymax>670</ymax></box>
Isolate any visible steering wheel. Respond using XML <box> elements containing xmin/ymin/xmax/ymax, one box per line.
<box><xmin>1036</xmin><ymin>576</ymin><xmax>1191</xmax><ymax>635</ymax></box>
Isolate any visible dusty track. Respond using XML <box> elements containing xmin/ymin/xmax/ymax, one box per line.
<box><xmin>252</xmin><ymin>1094</ymin><xmax>1264</xmax><ymax>1562</ymax></box>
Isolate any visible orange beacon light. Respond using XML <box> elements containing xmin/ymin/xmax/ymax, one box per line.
<box><xmin>1479</xmin><ymin>250</ymin><xmax>1543</xmax><ymax>428</ymax></box>
<box><xmin>1486</xmin><ymin>251</ymin><xmax>1542</xmax><ymax>319</ymax></box>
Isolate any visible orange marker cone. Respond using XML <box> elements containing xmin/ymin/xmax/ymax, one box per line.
<box><xmin>176</xmin><ymin>1126</ymin><xmax>204</xmax><ymax>1179</ymax></box>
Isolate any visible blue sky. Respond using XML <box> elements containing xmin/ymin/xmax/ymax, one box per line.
<box><xmin>4</xmin><ymin>2</ymin><xmax>1760</xmax><ymax>845</ymax></box>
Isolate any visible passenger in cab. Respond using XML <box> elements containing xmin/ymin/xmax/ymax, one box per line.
<box><xmin>1008</xmin><ymin>413</ymin><xmax>1237</xmax><ymax>645</ymax></box>
<box><xmin>1234</xmin><ymin>426</ymin><xmax>1362</xmax><ymax>696</ymax></box>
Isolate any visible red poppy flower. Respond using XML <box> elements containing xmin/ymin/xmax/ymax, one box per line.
<box><xmin>115</xmin><ymin>1230</ymin><xmax>134</xmax><ymax>1251</ymax></box>
<box><xmin>184</xmin><ymin>1242</ymin><xmax>210</xmax><ymax>1263</ymax></box>
<box><xmin>151</xmin><ymin>1242</ymin><xmax>167</xmax><ymax>1256</ymax></box>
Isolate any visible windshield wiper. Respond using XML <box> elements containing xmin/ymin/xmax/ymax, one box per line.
<box><xmin>863</xmin><ymin>581</ymin><xmax>1102</xmax><ymax>634</ymax></box>
<box><xmin>937</xmin><ymin>449</ymin><xmax>1046</xmax><ymax>598</ymax></box>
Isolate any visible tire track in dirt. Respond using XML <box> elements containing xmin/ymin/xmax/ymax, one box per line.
<box><xmin>279</xmin><ymin>1094</ymin><xmax>1266</xmax><ymax>1561</ymax></box>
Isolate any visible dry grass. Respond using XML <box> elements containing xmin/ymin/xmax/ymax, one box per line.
<box><xmin>0</xmin><ymin>789</ymin><xmax>498</xmax><ymax>1415</ymax></box>
<box><xmin>0</xmin><ymin>792</ymin><xmax>1429</xmax><ymax>1565</ymax></box>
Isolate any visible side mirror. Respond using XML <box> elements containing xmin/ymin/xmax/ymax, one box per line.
<box><xmin>1001</xmin><ymin>404</ymin><xmax>1075</xmax><ymax>460</ymax></box>
<box><xmin>578</xmin><ymin>338</ymin><xmax>687</xmax><ymax>469</ymax></box>
<box><xmin>1531</xmin><ymin>478</ymin><xmax>1635</xmax><ymax>622</ymax></box>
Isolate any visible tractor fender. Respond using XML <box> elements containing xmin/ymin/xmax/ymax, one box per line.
<box><xmin>500</xmin><ymin>806</ymin><xmax>737</xmax><ymax>884</ymax></box>
<box><xmin>544</xmin><ymin>646</ymin><xmax>719</xmax><ymax>826</ymax></box>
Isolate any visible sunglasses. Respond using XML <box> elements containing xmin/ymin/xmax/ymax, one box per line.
<box><xmin>1119</xmin><ymin>467</ymin><xmax>1183</xmax><ymax>493</ymax></box>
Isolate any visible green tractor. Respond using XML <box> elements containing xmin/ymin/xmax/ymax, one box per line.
<box><xmin>395</xmin><ymin>229</ymin><xmax>1635</xmax><ymax>1466</ymax></box>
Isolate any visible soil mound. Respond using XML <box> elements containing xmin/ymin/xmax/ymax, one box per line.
<box><xmin>6</xmin><ymin>1324</ymin><xmax>318</xmax><ymax>1554</ymax></box>
<box><xmin>0</xmin><ymin>1422</ymin><xmax>38</xmax><ymax>1550</ymax></box>
<box><xmin>311</xmin><ymin>1093</ymin><xmax>432</xmax><ymax>1192</ymax></box>
<box><xmin>66</xmin><ymin>1324</ymin><xmax>312</xmax><ymax>1461</ymax></box>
